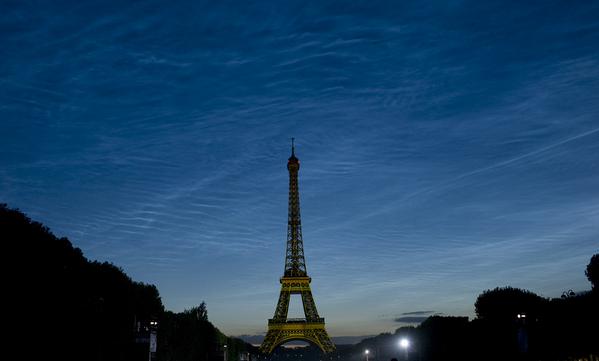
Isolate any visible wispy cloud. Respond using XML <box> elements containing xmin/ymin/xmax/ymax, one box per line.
<box><xmin>394</xmin><ymin>316</ymin><xmax>429</xmax><ymax>324</ymax></box>
<box><xmin>401</xmin><ymin>311</ymin><xmax>436</xmax><ymax>316</ymax></box>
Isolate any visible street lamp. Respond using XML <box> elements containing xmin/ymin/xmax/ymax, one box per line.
<box><xmin>148</xmin><ymin>320</ymin><xmax>158</xmax><ymax>361</ymax></box>
<box><xmin>516</xmin><ymin>313</ymin><xmax>529</xmax><ymax>353</ymax></box>
<box><xmin>364</xmin><ymin>349</ymin><xmax>370</xmax><ymax>361</ymax></box>
<box><xmin>399</xmin><ymin>338</ymin><xmax>409</xmax><ymax>361</ymax></box>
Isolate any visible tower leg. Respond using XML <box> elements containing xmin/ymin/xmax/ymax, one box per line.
<box><xmin>272</xmin><ymin>290</ymin><xmax>290</xmax><ymax>321</ymax></box>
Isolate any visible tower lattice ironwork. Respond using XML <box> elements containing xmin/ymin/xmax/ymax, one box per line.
<box><xmin>260</xmin><ymin>140</ymin><xmax>335</xmax><ymax>354</ymax></box>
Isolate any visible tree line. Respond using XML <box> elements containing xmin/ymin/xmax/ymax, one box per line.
<box><xmin>1</xmin><ymin>203</ymin><xmax>256</xmax><ymax>361</ymax></box>
<box><xmin>350</xmin><ymin>254</ymin><xmax>598</xmax><ymax>361</ymax></box>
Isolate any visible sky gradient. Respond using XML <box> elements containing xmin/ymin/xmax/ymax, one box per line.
<box><xmin>1</xmin><ymin>1</ymin><xmax>599</xmax><ymax>339</ymax></box>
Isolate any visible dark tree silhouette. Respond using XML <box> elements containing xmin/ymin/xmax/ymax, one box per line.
<box><xmin>1</xmin><ymin>203</ymin><xmax>165</xmax><ymax>360</ymax></box>
<box><xmin>2</xmin><ymin>204</ymin><xmax>257</xmax><ymax>361</ymax></box>
<box><xmin>473</xmin><ymin>287</ymin><xmax>548</xmax><ymax>360</ymax></box>
<box><xmin>586</xmin><ymin>253</ymin><xmax>599</xmax><ymax>289</ymax></box>
<box><xmin>197</xmin><ymin>300</ymin><xmax>208</xmax><ymax>321</ymax></box>
<box><xmin>337</xmin><ymin>255</ymin><xmax>599</xmax><ymax>361</ymax></box>
<box><xmin>418</xmin><ymin>316</ymin><xmax>469</xmax><ymax>361</ymax></box>
<box><xmin>474</xmin><ymin>286</ymin><xmax>547</xmax><ymax>320</ymax></box>
<box><xmin>158</xmin><ymin>305</ymin><xmax>220</xmax><ymax>361</ymax></box>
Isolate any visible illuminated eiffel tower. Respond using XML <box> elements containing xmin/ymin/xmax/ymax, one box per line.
<box><xmin>260</xmin><ymin>140</ymin><xmax>335</xmax><ymax>354</ymax></box>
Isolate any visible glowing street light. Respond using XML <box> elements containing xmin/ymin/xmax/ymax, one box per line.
<box><xmin>399</xmin><ymin>338</ymin><xmax>410</xmax><ymax>361</ymax></box>
<box><xmin>364</xmin><ymin>349</ymin><xmax>370</xmax><ymax>361</ymax></box>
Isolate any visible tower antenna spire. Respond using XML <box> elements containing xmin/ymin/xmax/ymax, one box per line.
<box><xmin>291</xmin><ymin>137</ymin><xmax>295</xmax><ymax>157</ymax></box>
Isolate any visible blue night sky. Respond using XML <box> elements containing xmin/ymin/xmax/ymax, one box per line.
<box><xmin>1</xmin><ymin>1</ymin><xmax>599</xmax><ymax>339</ymax></box>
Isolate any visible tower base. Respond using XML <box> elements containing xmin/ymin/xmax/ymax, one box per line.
<box><xmin>260</xmin><ymin>320</ymin><xmax>336</xmax><ymax>354</ymax></box>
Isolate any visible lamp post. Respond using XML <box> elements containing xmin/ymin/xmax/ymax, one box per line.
<box><xmin>223</xmin><ymin>344</ymin><xmax>228</xmax><ymax>361</ymax></box>
<box><xmin>364</xmin><ymin>349</ymin><xmax>370</xmax><ymax>361</ymax></box>
<box><xmin>516</xmin><ymin>313</ymin><xmax>528</xmax><ymax>354</ymax></box>
<box><xmin>399</xmin><ymin>338</ymin><xmax>409</xmax><ymax>361</ymax></box>
<box><xmin>149</xmin><ymin>320</ymin><xmax>158</xmax><ymax>361</ymax></box>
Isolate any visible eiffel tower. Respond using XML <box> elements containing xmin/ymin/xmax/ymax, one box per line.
<box><xmin>260</xmin><ymin>140</ymin><xmax>335</xmax><ymax>354</ymax></box>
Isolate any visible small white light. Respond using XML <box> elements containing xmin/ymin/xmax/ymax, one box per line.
<box><xmin>365</xmin><ymin>349</ymin><xmax>369</xmax><ymax>355</ymax></box>
<box><xmin>399</xmin><ymin>338</ymin><xmax>409</xmax><ymax>349</ymax></box>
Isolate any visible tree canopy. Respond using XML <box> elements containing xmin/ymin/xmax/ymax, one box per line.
<box><xmin>1</xmin><ymin>203</ymin><xmax>256</xmax><ymax>361</ymax></box>
<box><xmin>474</xmin><ymin>286</ymin><xmax>548</xmax><ymax>320</ymax></box>
<box><xmin>586</xmin><ymin>253</ymin><xmax>598</xmax><ymax>289</ymax></box>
